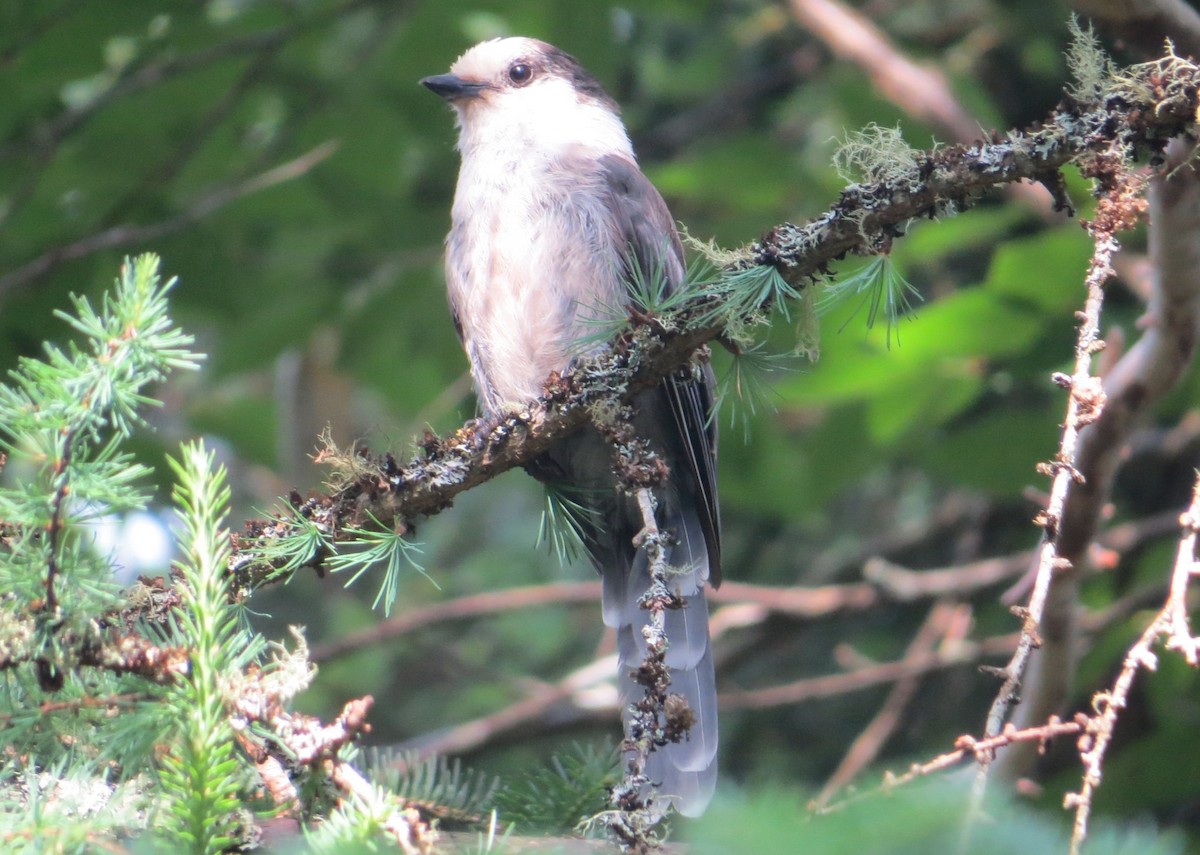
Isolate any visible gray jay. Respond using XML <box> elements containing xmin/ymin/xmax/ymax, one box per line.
<box><xmin>422</xmin><ymin>36</ymin><xmax>719</xmax><ymax>817</ymax></box>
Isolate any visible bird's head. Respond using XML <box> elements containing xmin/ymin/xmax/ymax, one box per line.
<box><xmin>421</xmin><ymin>37</ymin><xmax>632</xmax><ymax>159</ymax></box>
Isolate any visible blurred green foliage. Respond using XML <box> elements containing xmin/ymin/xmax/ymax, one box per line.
<box><xmin>3</xmin><ymin>0</ymin><xmax>1199</xmax><ymax>850</ymax></box>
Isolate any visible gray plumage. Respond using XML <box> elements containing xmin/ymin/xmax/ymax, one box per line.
<box><xmin>422</xmin><ymin>37</ymin><xmax>720</xmax><ymax>817</ymax></box>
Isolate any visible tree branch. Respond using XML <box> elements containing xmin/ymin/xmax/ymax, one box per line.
<box><xmin>236</xmin><ymin>54</ymin><xmax>1200</xmax><ymax>583</ymax></box>
<box><xmin>996</xmin><ymin>135</ymin><xmax>1200</xmax><ymax>781</ymax></box>
<box><xmin>1065</xmin><ymin>470</ymin><xmax>1200</xmax><ymax>853</ymax></box>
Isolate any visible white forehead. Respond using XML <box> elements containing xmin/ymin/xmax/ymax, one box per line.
<box><xmin>450</xmin><ymin>37</ymin><xmax>541</xmax><ymax>80</ymax></box>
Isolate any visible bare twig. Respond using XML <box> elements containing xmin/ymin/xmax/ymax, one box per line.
<box><xmin>815</xmin><ymin>717</ymin><xmax>1087</xmax><ymax>816</ymax></box>
<box><xmin>1065</xmin><ymin>472</ymin><xmax>1200</xmax><ymax>854</ymax></box>
<box><xmin>310</xmin><ymin>510</ymin><xmax>1182</xmax><ymax>667</ymax></box>
<box><xmin>310</xmin><ymin>582</ymin><xmax>602</xmax><ymax>662</ymax></box>
<box><xmin>722</xmin><ymin>632</ymin><xmax>1018</xmax><ymax>711</ymax></box>
<box><xmin>998</xmin><ymin>136</ymin><xmax>1200</xmax><ymax>779</ymax></box>
<box><xmin>786</xmin><ymin>0</ymin><xmax>1054</xmax><ymax>214</ymax></box>
<box><xmin>397</xmin><ymin>566</ymin><xmax>1164</xmax><ymax>763</ymax></box>
<box><xmin>787</xmin><ymin>0</ymin><xmax>979</xmax><ymax>142</ymax></box>
<box><xmin>863</xmin><ymin>553</ymin><xmax>1033</xmax><ymax>602</ymax></box>
<box><xmin>966</xmin><ymin>149</ymin><xmax>1147</xmax><ymax>832</ymax></box>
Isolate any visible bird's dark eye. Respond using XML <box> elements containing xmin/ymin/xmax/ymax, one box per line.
<box><xmin>508</xmin><ymin>63</ymin><xmax>533</xmax><ymax>85</ymax></box>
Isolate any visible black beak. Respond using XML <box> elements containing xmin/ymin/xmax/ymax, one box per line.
<box><xmin>420</xmin><ymin>74</ymin><xmax>486</xmax><ymax>101</ymax></box>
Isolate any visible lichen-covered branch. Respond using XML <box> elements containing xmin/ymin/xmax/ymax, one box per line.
<box><xmin>234</xmin><ymin>47</ymin><xmax>1200</xmax><ymax>584</ymax></box>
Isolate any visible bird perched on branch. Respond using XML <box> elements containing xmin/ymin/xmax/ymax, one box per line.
<box><xmin>422</xmin><ymin>36</ymin><xmax>720</xmax><ymax>817</ymax></box>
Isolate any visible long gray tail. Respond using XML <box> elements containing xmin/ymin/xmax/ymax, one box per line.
<box><xmin>602</xmin><ymin>499</ymin><xmax>718</xmax><ymax>817</ymax></box>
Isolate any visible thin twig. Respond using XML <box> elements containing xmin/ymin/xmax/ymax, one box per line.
<box><xmin>309</xmin><ymin>511</ymin><xmax>1180</xmax><ymax>665</ymax></box>
<box><xmin>966</xmin><ymin>150</ymin><xmax>1142</xmax><ymax>830</ymax></box>
<box><xmin>400</xmin><ymin>582</ymin><xmax>1160</xmax><ymax>762</ymax></box>
<box><xmin>310</xmin><ymin>582</ymin><xmax>601</xmax><ymax>662</ymax></box>
<box><xmin>1065</xmin><ymin>471</ymin><xmax>1200</xmax><ymax>854</ymax></box>
<box><xmin>815</xmin><ymin>716</ymin><xmax>1087</xmax><ymax>816</ymax></box>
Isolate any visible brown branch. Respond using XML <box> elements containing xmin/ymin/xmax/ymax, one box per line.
<box><xmin>310</xmin><ymin>581</ymin><xmax>602</xmax><ymax>662</ymax></box>
<box><xmin>721</xmin><ymin>632</ymin><xmax>1019</xmax><ymax>711</ymax></box>
<box><xmin>813</xmin><ymin>600</ymin><xmax>963</xmax><ymax>808</ymax></box>
<box><xmin>407</xmin><ymin>666</ymin><xmax>604</xmax><ymax>759</ymax></box>
<box><xmin>0</xmin><ymin>691</ymin><xmax>147</xmax><ymax>725</ymax></box>
<box><xmin>399</xmin><ymin>560</ymin><xmax>1164</xmax><ymax>762</ymax></box>
<box><xmin>787</xmin><ymin>0</ymin><xmax>984</xmax><ymax>143</ymax></box>
<box><xmin>786</xmin><ymin>0</ymin><xmax>1055</xmax><ymax>214</ymax></box>
<box><xmin>310</xmin><ymin>509</ymin><xmax>1183</xmax><ymax>665</ymax></box>
<box><xmin>862</xmin><ymin>553</ymin><xmax>1032</xmax><ymax>602</ymax></box>
<box><xmin>403</xmin><ymin>630</ymin><xmax>1017</xmax><ymax>761</ymax></box>
<box><xmin>0</xmin><ymin>607</ymin><xmax>189</xmax><ymax>684</ymax></box>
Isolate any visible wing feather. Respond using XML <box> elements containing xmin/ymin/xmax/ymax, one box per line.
<box><xmin>597</xmin><ymin>154</ymin><xmax>721</xmax><ymax>584</ymax></box>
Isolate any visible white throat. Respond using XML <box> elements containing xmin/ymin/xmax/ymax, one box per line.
<box><xmin>454</xmin><ymin>78</ymin><xmax>634</xmax><ymax>165</ymax></box>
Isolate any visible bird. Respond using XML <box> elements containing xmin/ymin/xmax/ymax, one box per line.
<box><xmin>422</xmin><ymin>36</ymin><xmax>720</xmax><ymax>817</ymax></box>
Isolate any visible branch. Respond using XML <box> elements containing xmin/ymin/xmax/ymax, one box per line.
<box><xmin>786</xmin><ymin>0</ymin><xmax>1056</xmax><ymax>214</ymax></box>
<box><xmin>997</xmin><ymin>134</ymin><xmax>1200</xmax><ymax>779</ymax></box>
<box><xmin>1065</xmin><ymin>470</ymin><xmax>1200</xmax><ymax>854</ymax></box>
<box><xmin>722</xmin><ymin>632</ymin><xmax>1019</xmax><ymax>710</ymax></box>
<box><xmin>787</xmin><ymin>0</ymin><xmax>984</xmax><ymax>143</ymax></box>
<box><xmin>310</xmin><ymin>581</ymin><xmax>602</xmax><ymax>662</ymax></box>
<box><xmin>308</xmin><ymin>510</ymin><xmax>1181</xmax><ymax>664</ymax></box>
<box><xmin>0</xmin><ymin>617</ymin><xmax>190</xmax><ymax>684</ymax></box>
<box><xmin>235</xmin><ymin>54</ymin><xmax>1200</xmax><ymax>583</ymax></box>
<box><xmin>815</xmin><ymin>716</ymin><xmax>1088</xmax><ymax>816</ymax></box>
<box><xmin>964</xmin><ymin>141</ymin><xmax>1146</xmax><ymax>832</ymax></box>
<box><xmin>812</xmin><ymin>600</ymin><xmax>964</xmax><ymax>808</ymax></box>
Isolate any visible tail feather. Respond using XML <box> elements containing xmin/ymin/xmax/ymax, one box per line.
<box><xmin>604</xmin><ymin>501</ymin><xmax>718</xmax><ymax>817</ymax></box>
